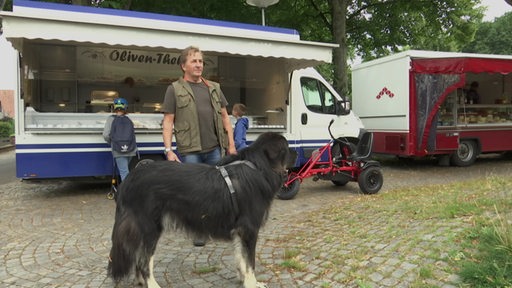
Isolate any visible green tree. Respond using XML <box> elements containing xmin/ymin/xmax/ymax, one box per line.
<box><xmin>267</xmin><ymin>0</ymin><xmax>484</xmax><ymax>96</ymax></box>
<box><xmin>1</xmin><ymin>0</ymin><xmax>485</xmax><ymax>96</ymax></box>
<box><xmin>463</xmin><ymin>12</ymin><xmax>512</xmax><ymax>55</ymax></box>
<box><xmin>128</xmin><ymin>0</ymin><xmax>484</xmax><ymax>96</ymax></box>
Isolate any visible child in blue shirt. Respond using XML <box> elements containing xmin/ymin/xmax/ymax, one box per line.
<box><xmin>232</xmin><ymin>103</ymin><xmax>248</xmax><ymax>151</ymax></box>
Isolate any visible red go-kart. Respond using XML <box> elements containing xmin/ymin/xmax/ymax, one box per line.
<box><xmin>277</xmin><ymin>119</ymin><xmax>383</xmax><ymax>200</ymax></box>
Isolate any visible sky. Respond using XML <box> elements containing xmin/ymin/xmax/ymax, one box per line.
<box><xmin>1</xmin><ymin>1</ymin><xmax>512</xmax><ymax>90</ymax></box>
<box><xmin>480</xmin><ymin>0</ymin><xmax>512</xmax><ymax>21</ymax></box>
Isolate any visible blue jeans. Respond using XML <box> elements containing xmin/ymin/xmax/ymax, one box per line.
<box><xmin>181</xmin><ymin>147</ymin><xmax>221</xmax><ymax>166</ymax></box>
<box><xmin>114</xmin><ymin>156</ymin><xmax>132</xmax><ymax>181</ymax></box>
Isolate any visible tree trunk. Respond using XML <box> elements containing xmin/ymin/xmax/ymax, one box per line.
<box><xmin>331</xmin><ymin>0</ymin><xmax>348</xmax><ymax>97</ymax></box>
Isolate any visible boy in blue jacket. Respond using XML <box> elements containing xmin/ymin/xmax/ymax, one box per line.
<box><xmin>232</xmin><ymin>103</ymin><xmax>248</xmax><ymax>151</ymax></box>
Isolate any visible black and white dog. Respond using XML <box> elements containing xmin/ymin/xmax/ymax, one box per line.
<box><xmin>108</xmin><ymin>132</ymin><xmax>290</xmax><ymax>288</ymax></box>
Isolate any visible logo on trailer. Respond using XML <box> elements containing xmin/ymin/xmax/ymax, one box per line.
<box><xmin>376</xmin><ymin>87</ymin><xmax>395</xmax><ymax>99</ymax></box>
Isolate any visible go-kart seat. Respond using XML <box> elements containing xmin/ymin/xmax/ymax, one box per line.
<box><xmin>347</xmin><ymin>131</ymin><xmax>373</xmax><ymax>161</ymax></box>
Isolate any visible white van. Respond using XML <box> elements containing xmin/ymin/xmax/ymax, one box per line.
<box><xmin>1</xmin><ymin>0</ymin><xmax>364</xmax><ymax>179</ymax></box>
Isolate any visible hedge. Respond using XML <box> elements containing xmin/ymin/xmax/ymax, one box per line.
<box><xmin>0</xmin><ymin>118</ymin><xmax>14</xmax><ymax>138</ymax></box>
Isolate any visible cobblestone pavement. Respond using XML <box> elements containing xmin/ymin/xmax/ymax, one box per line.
<box><xmin>1</xmin><ymin>152</ymin><xmax>512</xmax><ymax>288</ymax></box>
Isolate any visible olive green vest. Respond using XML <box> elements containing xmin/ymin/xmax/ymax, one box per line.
<box><xmin>172</xmin><ymin>77</ymin><xmax>228</xmax><ymax>154</ymax></box>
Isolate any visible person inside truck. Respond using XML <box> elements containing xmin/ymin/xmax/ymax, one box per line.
<box><xmin>161</xmin><ymin>46</ymin><xmax>236</xmax><ymax>246</ymax></box>
<box><xmin>466</xmin><ymin>81</ymin><xmax>480</xmax><ymax>104</ymax></box>
<box><xmin>121</xmin><ymin>76</ymin><xmax>136</xmax><ymax>112</ymax></box>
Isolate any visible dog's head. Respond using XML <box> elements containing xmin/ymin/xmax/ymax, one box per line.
<box><xmin>249</xmin><ymin>132</ymin><xmax>290</xmax><ymax>175</ymax></box>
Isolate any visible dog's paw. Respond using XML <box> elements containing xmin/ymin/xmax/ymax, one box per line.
<box><xmin>146</xmin><ymin>278</ymin><xmax>161</xmax><ymax>288</ymax></box>
<box><xmin>243</xmin><ymin>281</ymin><xmax>267</xmax><ymax>288</ymax></box>
<box><xmin>255</xmin><ymin>282</ymin><xmax>268</xmax><ymax>288</ymax></box>
<box><xmin>135</xmin><ymin>271</ymin><xmax>145</xmax><ymax>286</ymax></box>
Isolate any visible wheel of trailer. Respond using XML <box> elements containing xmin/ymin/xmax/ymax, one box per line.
<box><xmin>358</xmin><ymin>166</ymin><xmax>383</xmax><ymax>194</ymax></box>
<box><xmin>277</xmin><ymin>179</ymin><xmax>300</xmax><ymax>200</ymax></box>
<box><xmin>450</xmin><ymin>140</ymin><xmax>478</xmax><ymax>167</ymax></box>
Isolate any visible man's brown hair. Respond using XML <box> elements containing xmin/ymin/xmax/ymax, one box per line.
<box><xmin>179</xmin><ymin>46</ymin><xmax>202</xmax><ymax>67</ymax></box>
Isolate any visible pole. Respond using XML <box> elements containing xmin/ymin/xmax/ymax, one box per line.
<box><xmin>261</xmin><ymin>8</ymin><xmax>266</xmax><ymax>26</ymax></box>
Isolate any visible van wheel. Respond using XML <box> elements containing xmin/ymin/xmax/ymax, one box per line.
<box><xmin>450</xmin><ymin>140</ymin><xmax>478</xmax><ymax>167</ymax></box>
<box><xmin>277</xmin><ymin>179</ymin><xmax>300</xmax><ymax>200</ymax></box>
<box><xmin>358</xmin><ymin>166</ymin><xmax>383</xmax><ymax>194</ymax></box>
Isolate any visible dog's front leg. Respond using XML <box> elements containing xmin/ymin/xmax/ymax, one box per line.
<box><xmin>233</xmin><ymin>234</ymin><xmax>246</xmax><ymax>282</ymax></box>
<box><xmin>233</xmin><ymin>232</ymin><xmax>266</xmax><ymax>288</ymax></box>
<box><xmin>146</xmin><ymin>256</ymin><xmax>161</xmax><ymax>288</ymax></box>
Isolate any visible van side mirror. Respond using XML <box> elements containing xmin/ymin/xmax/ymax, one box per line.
<box><xmin>336</xmin><ymin>99</ymin><xmax>351</xmax><ymax>116</ymax></box>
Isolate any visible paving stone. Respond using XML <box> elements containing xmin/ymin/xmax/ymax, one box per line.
<box><xmin>2</xmin><ymin>152</ymin><xmax>511</xmax><ymax>287</ymax></box>
<box><xmin>368</xmin><ymin>271</ymin><xmax>384</xmax><ymax>282</ymax></box>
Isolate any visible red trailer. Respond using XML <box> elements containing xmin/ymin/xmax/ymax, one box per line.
<box><xmin>352</xmin><ymin>50</ymin><xmax>512</xmax><ymax>166</ymax></box>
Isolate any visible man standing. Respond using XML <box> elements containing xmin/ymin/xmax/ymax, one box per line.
<box><xmin>161</xmin><ymin>46</ymin><xmax>236</xmax><ymax>245</ymax></box>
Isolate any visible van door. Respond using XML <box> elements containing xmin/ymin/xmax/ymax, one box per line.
<box><xmin>289</xmin><ymin>68</ymin><xmax>364</xmax><ymax>166</ymax></box>
<box><xmin>292</xmin><ymin>69</ymin><xmax>342</xmax><ymax>163</ymax></box>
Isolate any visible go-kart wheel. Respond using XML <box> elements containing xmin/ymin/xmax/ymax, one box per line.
<box><xmin>277</xmin><ymin>179</ymin><xmax>300</xmax><ymax>200</ymax></box>
<box><xmin>358</xmin><ymin>166</ymin><xmax>383</xmax><ymax>194</ymax></box>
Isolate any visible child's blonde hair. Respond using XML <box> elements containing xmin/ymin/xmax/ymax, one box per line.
<box><xmin>232</xmin><ymin>103</ymin><xmax>247</xmax><ymax>116</ymax></box>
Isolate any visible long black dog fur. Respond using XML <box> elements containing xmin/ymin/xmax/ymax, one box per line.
<box><xmin>107</xmin><ymin>132</ymin><xmax>290</xmax><ymax>286</ymax></box>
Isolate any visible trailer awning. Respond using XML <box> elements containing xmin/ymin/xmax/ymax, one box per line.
<box><xmin>411</xmin><ymin>57</ymin><xmax>512</xmax><ymax>74</ymax></box>
<box><xmin>0</xmin><ymin>0</ymin><xmax>336</xmax><ymax>70</ymax></box>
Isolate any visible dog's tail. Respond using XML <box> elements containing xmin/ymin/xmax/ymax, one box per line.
<box><xmin>107</xmin><ymin>211</ymin><xmax>141</xmax><ymax>281</ymax></box>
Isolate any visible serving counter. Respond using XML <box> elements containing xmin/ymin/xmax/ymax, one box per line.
<box><xmin>439</xmin><ymin>95</ymin><xmax>512</xmax><ymax>127</ymax></box>
<box><xmin>24</xmin><ymin>108</ymin><xmax>163</xmax><ymax>133</ymax></box>
<box><xmin>24</xmin><ymin>109</ymin><xmax>286</xmax><ymax>134</ymax></box>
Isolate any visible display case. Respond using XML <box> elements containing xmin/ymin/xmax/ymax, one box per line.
<box><xmin>228</xmin><ymin>115</ymin><xmax>285</xmax><ymax>132</ymax></box>
<box><xmin>25</xmin><ymin>107</ymin><xmax>163</xmax><ymax>133</ymax></box>
<box><xmin>456</xmin><ymin>104</ymin><xmax>512</xmax><ymax>125</ymax></box>
<box><xmin>438</xmin><ymin>91</ymin><xmax>459</xmax><ymax>126</ymax></box>
<box><xmin>439</xmin><ymin>92</ymin><xmax>512</xmax><ymax>126</ymax></box>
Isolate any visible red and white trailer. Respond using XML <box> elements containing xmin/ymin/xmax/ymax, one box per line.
<box><xmin>352</xmin><ymin>50</ymin><xmax>512</xmax><ymax>166</ymax></box>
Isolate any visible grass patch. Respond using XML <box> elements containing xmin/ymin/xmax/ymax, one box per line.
<box><xmin>284</xmin><ymin>248</ymin><xmax>300</xmax><ymax>259</ymax></box>
<box><xmin>458</xmin><ymin>207</ymin><xmax>512</xmax><ymax>287</ymax></box>
<box><xmin>194</xmin><ymin>266</ymin><xmax>220</xmax><ymax>274</ymax></box>
<box><xmin>419</xmin><ymin>266</ymin><xmax>433</xmax><ymax>278</ymax></box>
<box><xmin>279</xmin><ymin>248</ymin><xmax>307</xmax><ymax>271</ymax></box>
<box><xmin>280</xmin><ymin>259</ymin><xmax>306</xmax><ymax>271</ymax></box>
<box><xmin>269</xmin><ymin>174</ymin><xmax>512</xmax><ymax>286</ymax></box>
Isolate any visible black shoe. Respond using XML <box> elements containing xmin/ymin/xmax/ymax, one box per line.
<box><xmin>193</xmin><ymin>237</ymin><xmax>206</xmax><ymax>247</ymax></box>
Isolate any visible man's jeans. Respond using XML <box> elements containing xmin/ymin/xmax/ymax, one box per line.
<box><xmin>181</xmin><ymin>147</ymin><xmax>221</xmax><ymax>166</ymax></box>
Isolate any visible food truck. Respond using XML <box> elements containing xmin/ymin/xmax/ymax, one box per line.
<box><xmin>1</xmin><ymin>0</ymin><xmax>364</xmax><ymax>179</ymax></box>
<box><xmin>352</xmin><ymin>50</ymin><xmax>512</xmax><ymax>166</ymax></box>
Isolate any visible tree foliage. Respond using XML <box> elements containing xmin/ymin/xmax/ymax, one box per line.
<box><xmin>1</xmin><ymin>0</ymin><xmax>487</xmax><ymax>95</ymax></box>
<box><xmin>463</xmin><ymin>12</ymin><xmax>512</xmax><ymax>55</ymax></box>
<box><xmin>266</xmin><ymin>0</ymin><xmax>484</xmax><ymax>94</ymax></box>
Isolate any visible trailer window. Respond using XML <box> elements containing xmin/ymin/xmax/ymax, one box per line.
<box><xmin>300</xmin><ymin>77</ymin><xmax>336</xmax><ymax>115</ymax></box>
